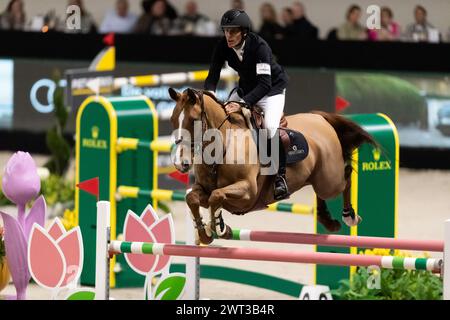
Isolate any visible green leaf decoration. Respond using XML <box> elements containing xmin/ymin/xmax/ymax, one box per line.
<box><xmin>66</xmin><ymin>290</ymin><xmax>96</xmax><ymax>300</ymax></box>
<box><xmin>154</xmin><ymin>273</ymin><xmax>186</xmax><ymax>300</ymax></box>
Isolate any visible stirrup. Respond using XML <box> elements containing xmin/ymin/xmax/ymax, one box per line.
<box><xmin>274</xmin><ymin>175</ymin><xmax>289</xmax><ymax>200</ymax></box>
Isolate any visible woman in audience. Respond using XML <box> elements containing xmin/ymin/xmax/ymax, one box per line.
<box><xmin>258</xmin><ymin>3</ymin><xmax>283</xmax><ymax>41</ymax></box>
<box><xmin>0</xmin><ymin>0</ymin><xmax>26</xmax><ymax>31</ymax></box>
<box><xmin>281</xmin><ymin>7</ymin><xmax>296</xmax><ymax>39</ymax></box>
<box><xmin>368</xmin><ymin>6</ymin><xmax>400</xmax><ymax>41</ymax></box>
<box><xmin>60</xmin><ymin>0</ymin><xmax>97</xmax><ymax>33</ymax></box>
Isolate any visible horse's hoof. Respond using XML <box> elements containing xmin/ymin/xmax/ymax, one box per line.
<box><xmin>195</xmin><ymin>224</ymin><xmax>214</xmax><ymax>245</ymax></box>
<box><xmin>199</xmin><ymin>226</ymin><xmax>214</xmax><ymax>244</ymax></box>
<box><xmin>342</xmin><ymin>214</ymin><xmax>362</xmax><ymax>227</ymax></box>
<box><xmin>324</xmin><ymin>219</ymin><xmax>342</xmax><ymax>233</ymax></box>
<box><xmin>198</xmin><ymin>232</ymin><xmax>214</xmax><ymax>245</ymax></box>
<box><xmin>342</xmin><ymin>206</ymin><xmax>362</xmax><ymax>227</ymax></box>
<box><xmin>317</xmin><ymin>212</ymin><xmax>342</xmax><ymax>233</ymax></box>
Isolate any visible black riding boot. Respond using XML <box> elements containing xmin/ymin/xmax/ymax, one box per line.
<box><xmin>273</xmin><ymin>135</ymin><xmax>289</xmax><ymax>200</ymax></box>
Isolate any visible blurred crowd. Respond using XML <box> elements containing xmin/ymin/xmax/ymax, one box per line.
<box><xmin>1</xmin><ymin>0</ymin><xmax>449</xmax><ymax>43</ymax></box>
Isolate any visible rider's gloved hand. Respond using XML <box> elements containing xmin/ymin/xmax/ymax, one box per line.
<box><xmin>225</xmin><ymin>102</ymin><xmax>242</xmax><ymax>114</ymax></box>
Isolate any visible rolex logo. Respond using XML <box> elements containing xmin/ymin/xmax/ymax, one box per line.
<box><xmin>372</xmin><ymin>148</ymin><xmax>381</xmax><ymax>161</ymax></box>
<box><xmin>92</xmin><ymin>126</ymin><xmax>99</xmax><ymax>139</ymax></box>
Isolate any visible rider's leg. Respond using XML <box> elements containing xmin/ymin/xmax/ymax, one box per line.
<box><xmin>256</xmin><ymin>91</ymin><xmax>289</xmax><ymax>200</ymax></box>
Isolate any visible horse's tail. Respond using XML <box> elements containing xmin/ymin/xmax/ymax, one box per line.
<box><xmin>311</xmin><ymin>111</ymin><xmax>378</xmax><ymax>163</ymax></box>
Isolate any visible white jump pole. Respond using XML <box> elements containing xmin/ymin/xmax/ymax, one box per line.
<box><xmin>184</xmin><ymin>189</ymin><xmax>200</xmax><ymax>299</ymax></box>
<box><xmin>444</xmin><ymin>219</ymin><xmax>450</xmax><ymax>300</ymax></box>
<box><xmin>95</xmin><ymin>201</ymin><xmax>111</xmax><ymax>300</ymax></box>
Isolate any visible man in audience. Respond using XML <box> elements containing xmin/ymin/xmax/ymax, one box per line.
<box><xmin>337</xmin><ymin>4</ymin><xmax>367</xmax><ymax>40</ymax></box>
<box><xmin>99</xmin><ymin>0</ymin><xmax>137</xmax><ymax>34</ymax></box>
<box><xmin>174</xmin><ymin>1</ymin><xmax>215</xmax><ymax>36</ymax></box>
<box><xmin>291</xmin><ymin>1</ymin><xmax>318</xmax><ymax>40</ymax></box>
<box><xmin>404</xmin><ymin>5</ymin><xmax>439</xmax><ymax>42</ymax></box>
<box><xmin>231</xmin><ymin>0</ymin><xmax>245</xmax><ymax>11</ymax></box>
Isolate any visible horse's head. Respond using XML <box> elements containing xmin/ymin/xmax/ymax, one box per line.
<box><xmin>168</xmin><ymin>87</ymin><xmax>203</xmax><ymax>173</ymax></box>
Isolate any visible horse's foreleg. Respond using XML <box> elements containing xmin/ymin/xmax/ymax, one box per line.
<box><xmin>342</xmin><ymin>164</ymin><xmax>362</xmax><ymax>227</ymax></box>
<box><xmin>186</xmin><ymin>184</ymin><xmax>214</xmax><ymax>244</ymax></box>
<box><xmin>208</xmin><ymin>180</ymin><xmax>253</xmax><ymax>239</ymax></box>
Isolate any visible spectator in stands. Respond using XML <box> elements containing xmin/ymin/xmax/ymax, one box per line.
<box><xmin>258</xmin><ymin>2</ymin><xmax>283</xmax><ymax>41</ymax></box>
<box><xmin>231</xmin><ymin>0</ymin><xmax>245</xmax><ymax>10</ymax></box>
<box><xmin>337</xmin><ymin>4</ymin><xmax>367</xmax><ymax>40</ymax></box>
<box><xmin>174</xmin><ymin>1</ymin><xmax>215</xmax><ymax>36</ymax></box>
<box><xmin>404</xmin><ymin>5</ymin><xmax>439</xmax><ymax>42</ymax></box>
<box><xmin>281</xmin><ymin>7</ymin><xmax>297</xmax><ymax>39</ymax></box>
<box><xmin>147</xmin><ymin>0</ymin><xmax>174</xmax><ymax>35</ymax></box>
<box><xmin>291</xmin><ymin>1</ymin><xmax>318</xmax><ymax>40</ymax></box>
<box><xmin>146</xmin><ymin>0</ymin><xmax>178</xmax><ymax>21</ymax></box>
<box><xmin>134</xmin><ymin>0</ymin><xmax>153</xmax><ymax>33</ymax></box>
<box><xmin>99</xmin><ymin>0</ymin><xmax>138</xmax><ymax>34</ymax></box>
<box><xmin>447</xmin><ymin>27</ymin><xmax>450</xmax><ymax>42</ymax></box>
<box><xmin>59</xmin><ymin>0</ymin><xmax>97</xmax><ymax>33</ymax></box>
<box><xmin>368</xmin><ymin>6</ymin><xmax>400</xmax><ymax>41</ymax></box>
<box><xmin>0</xmin><ymin>0</ymin><xmax>26</xmax><ymax>31</ymax></box>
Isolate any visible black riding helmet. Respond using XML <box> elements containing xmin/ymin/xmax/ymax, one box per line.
<box><xmin>220</xmin><ymin>9</ymin><xmax>252</xmax><ymax>33</ymax></box>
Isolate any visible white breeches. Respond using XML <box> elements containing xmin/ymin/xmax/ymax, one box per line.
<box><xmin>228</xmin><ymin>89</ymin><xmax>286</xmax><ymax>138</ymax></box>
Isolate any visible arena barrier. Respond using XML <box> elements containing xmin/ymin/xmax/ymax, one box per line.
<box><xmin>92</xmin><ymin>201</ymin><xmax>450</xmax><ymax>300</ymax></box>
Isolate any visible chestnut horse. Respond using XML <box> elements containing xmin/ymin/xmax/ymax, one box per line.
<box><xmin>168</xmin><ymin>88</ymin><xmax>377</xmax><ymax>244</ymax></box>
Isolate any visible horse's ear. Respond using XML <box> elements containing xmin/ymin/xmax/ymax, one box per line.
<box><xmin>186</xmin><ymin>88</ymin><xmax>197</xmax><ymax>104</ymax></box>
<box><xmin>168</xmin><ymin>87</ymin><xmax>180</xmax><ymax>101</ymax></box>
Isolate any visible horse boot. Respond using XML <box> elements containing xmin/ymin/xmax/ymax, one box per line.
<box><xmin>210</xmin><ymin>208</ymin><xmax>233</xmax><ymax>240</ymax></box>
<box><xmin>193</xmin><ymin>216</ymin><xmax>213</xmax><ymax>245</ymax></box>
<box><xmin>273</xmin><ymin>135</ymin><xmax>290</xmax><ymax>201</ymax></box>
<box><xmin>342</xmin><ymin>205</ymin><xmax>363</xmax><ymax>227</ymax></box>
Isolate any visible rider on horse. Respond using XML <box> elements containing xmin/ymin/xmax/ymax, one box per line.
<box><xmin>204</xmin><ymin>9</ymin><xmax>290</xmax><ymax>201</ymax></box>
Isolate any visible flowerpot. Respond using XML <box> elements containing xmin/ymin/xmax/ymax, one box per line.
<box><xmin>0</xmin><ymin>258</ymin><xmax>11</xmax><ymax>292</ymax></box>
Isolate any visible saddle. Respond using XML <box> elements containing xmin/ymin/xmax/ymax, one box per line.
<box><xmin>241</xmin><ymin>105</ymin><xmax>309</xmax><ymax>165</ymax></box>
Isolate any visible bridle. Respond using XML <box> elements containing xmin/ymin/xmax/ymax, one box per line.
<box><xmin>174</xmin><ymin>89</ymin><xmax>232</xmax><ymax>175</ymax></box>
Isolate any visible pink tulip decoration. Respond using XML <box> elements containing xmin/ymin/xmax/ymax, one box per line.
<box><xmin>123</xmin><ymin>204</ymin><xmax>175</xmax><ymax>299</ymax></box>
<box><xmin>28</xmin><ymin>218</ymin><xmax>84</xmax><ymax>298</ymax></box>
<box><xmin>0</xmin><ymin>151</ymin><xmax>46</xmax><ymax>300</ymax></box>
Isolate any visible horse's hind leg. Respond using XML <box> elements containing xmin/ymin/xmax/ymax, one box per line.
<box><xmin>342</xmin><ymin>164</ymin><xmax>362</xmax><ymax>227</ymax></box>
<box><xmin>316</xmin><ymin>196</ymin><xmax>341</xmax><ymax>232</ymax></box>
<box><xmin>186</xmin><ymin>184</ymin><xmax>214</xmax><ymax>245</ymax></box>
<box><xmin>208</xmin><ymin>180</ymin><xmax>254</xmax><ymax>239</ymax></box>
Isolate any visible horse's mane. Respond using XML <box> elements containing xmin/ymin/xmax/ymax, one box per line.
<box><xmin>194</xmin><ymin>89</ymin><xmax>247</xmax><ymax>128</ymax></box>
<box><xmin>201</xmin><ymin>90</ymin><xmax>225</xmax><ymax>107</ymax></box>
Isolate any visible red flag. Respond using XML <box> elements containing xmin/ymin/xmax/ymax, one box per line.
<box><xmin>77</xmin><ymin>177</ymin><xmax>99</xmax><ymax>200</ymax></box>
<box><xmin>168</xmin><ymin>171</ymin><xmax>189</xmax><ymax>186</ymax></box>
<box><xmin>103</xmin><ymin>33</ymin><xmax>115</xmax><ymax>46</ymax></box>
<box><xmin>335</xmin><ymin>96</ymin><xmax>350</xmax><ymax>112</ymax></box>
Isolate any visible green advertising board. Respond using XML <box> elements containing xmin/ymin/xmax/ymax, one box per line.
<box><xmin>315</xmin><ymin>113</ymin><xmax>399</xmax><ymax>289</ymax></box>
<box><xmin>76</xmin><ymin>96</ymin><xmax>158</xmax><ymax>288</ymax></box>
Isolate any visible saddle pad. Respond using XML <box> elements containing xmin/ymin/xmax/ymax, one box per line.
<box><xmin>283</xmin><ymin>128</ymin><xmax>309</xmax><ymax>164</ymax></box>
